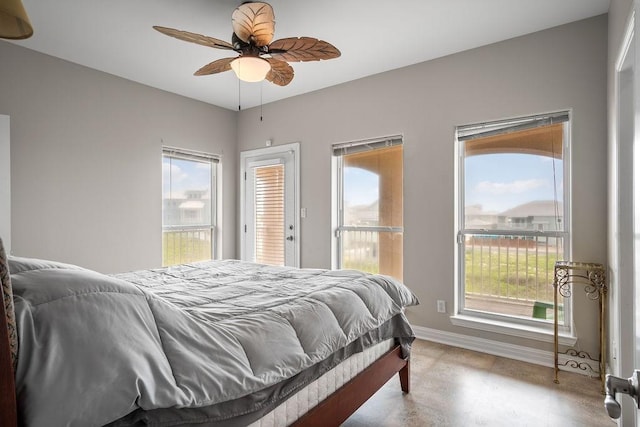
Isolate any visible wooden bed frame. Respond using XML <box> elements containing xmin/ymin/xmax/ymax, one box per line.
<box><xmin>0</xmin><ymin>286</ymin><xmax>409</xmax><ymax>426</ymax></box>
<box><xmin>292</xmin><ymin>345</ymin><xmax>409</xmax><ymax>426</ymax></box>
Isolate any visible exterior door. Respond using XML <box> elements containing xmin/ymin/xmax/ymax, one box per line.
<box><xmin>241</xmin><ymin>143</ymin><xmax>299</xmax><ymax>267</ymax></box>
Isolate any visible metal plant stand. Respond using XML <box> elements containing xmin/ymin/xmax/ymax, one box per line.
<box><xmin>552</xmin><ymin>261</ymin><xmax>607</xmax><ymax>393</ymax></box>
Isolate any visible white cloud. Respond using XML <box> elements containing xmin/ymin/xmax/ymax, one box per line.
<box><xmin>475</xmin><ymin>179</ymin><xmax>547</xmax><ymax>195</ymax></box>
<box><xmin>162</xmin><ymin>162</ymin><xmax>187</xmax><ymax>183</ymax></box>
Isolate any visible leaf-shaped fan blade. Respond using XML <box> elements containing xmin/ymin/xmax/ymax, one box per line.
<box><xmin>265</xmin><ymin>58</ymin><xmax>294</xmax><ymax>86</ymax></box>
<box><xmin>231</xmin><ymin>2</ymin><xmax>275</xmax><ymax>47</ymax></box>
<box><xmin>194</xmin><ymin>57</ymin><xmax>236</xmax><ymax>76</ymax></box>
<box><xmin>268</xmin><ymin>37</ymin><xmax>341</xmax><ymax>62</ymax></box>
<box><xmin>153</xmin><ymin>26</ymin><xmax>235</xmax><ymax>50</ymax></box>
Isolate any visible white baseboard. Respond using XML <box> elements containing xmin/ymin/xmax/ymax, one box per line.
<box><xmin>412</xmin><ymin>325</ymin><xmax>601</xmax><ymax>377</ymax></box>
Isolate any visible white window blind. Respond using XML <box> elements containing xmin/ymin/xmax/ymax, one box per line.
<box><xmin>457</xmin><ymin>111</ymin><xmax>569</xmax><ymax>141</ymax></box>
<box><xmin>162</xmin><ymin>146</ymin><xmax>220</xmax><ymax>163</ymax></box>
<box><xmin>332</xmin><ymin>135</ymin><xmax>403</xmax><ymax>157</ymax></box>
<box><xmin>254</xmin><ymin>164</ymin><xmax>285</xmax><ymax>265</ymax></box>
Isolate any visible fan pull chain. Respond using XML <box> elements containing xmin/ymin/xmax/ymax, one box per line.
<box><xmin>238</xmin><ymin>78</ymin><xmax>241</xmax><ymax>111</ymax></box>
<box><xmin>260</xmin><ymin>81</ymin><xmax>263</xmax><ymax>122</ymax></box>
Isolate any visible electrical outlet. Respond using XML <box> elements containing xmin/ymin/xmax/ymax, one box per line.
<box><xmin>437</xmin><ymin>300</ymin><xmax>446</xmax><ymax>313</ymax></box>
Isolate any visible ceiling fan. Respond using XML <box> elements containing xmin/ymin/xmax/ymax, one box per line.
<box><xmin>153</xmin><ymin>1</ymin><xmax>341</xmax><ymax>86</ymax></box>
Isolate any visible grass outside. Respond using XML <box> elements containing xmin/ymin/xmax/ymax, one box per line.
<box><xmin>163</xmin><ymin>230</ymin><xmax>212</xmax><ymax>266</ymax></box>
<box><xmin>465</xmin><ymin>244</ymin><xmax>560</xmax><ymax>303</ymax></box>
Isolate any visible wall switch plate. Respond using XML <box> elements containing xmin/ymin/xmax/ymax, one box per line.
<box><xmin>437</xmin><ymin>300</ymin><xmax>446</xmax><ymax>313</ymax></box>
<box><xmin>300</xmin><ymin>207</ymin><xmax>307</xmax><ymax>218</ymax></box>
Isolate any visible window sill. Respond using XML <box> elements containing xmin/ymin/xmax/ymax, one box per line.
<box><xmin>450</xmin><ymin>314</ymin><xmax>577</xmax><ymax>346</ymax></box>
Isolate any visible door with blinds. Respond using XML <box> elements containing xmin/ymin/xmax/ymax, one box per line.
<box><xmin>241</xmin><ymin>143</ymin><xmax>299</xmax><ymax>267</ymax></box>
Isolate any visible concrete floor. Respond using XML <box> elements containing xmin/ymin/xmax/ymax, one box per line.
<box><xmin>343</xmin><ymin>339</ymin><xmax>614</xmax><ymax>427</ymax></box>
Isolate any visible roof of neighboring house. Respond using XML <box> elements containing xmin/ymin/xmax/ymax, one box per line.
<box><xmin>179</xmin><ymin>201</ymin><xmax>205</xmax><ymax>209</ymax></box>
<box><xmin>465</xmin><ymin>204</ymin><xmax>498</xmax><ymax>216</ymax></box>
<box><xmin>500</xmin><ymin>200</ymin><xmax>563</xmax><ymax>217</ymax></box>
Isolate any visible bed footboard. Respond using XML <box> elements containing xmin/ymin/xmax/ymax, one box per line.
<box><xmin>291</xmin><ymin>344</ymin><xmax>409</xmax><ymax>426</ymax></box>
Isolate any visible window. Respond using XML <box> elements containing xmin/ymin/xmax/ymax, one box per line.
<box><xmin>162</xmin><ymin>147</ymin><xmax>219</xmax><ymax>266</ymax></box>
<box><xmin>455</xmin><ymin>111</ymin><xmax>570</xmax><ymax>334</ymax></box>
<box><xmin>333</xmin><ymin>135</ymin><xmax>403</xmax><ymax>280</ymax></box>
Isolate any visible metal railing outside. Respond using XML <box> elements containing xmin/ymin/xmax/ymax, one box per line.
<box><xmin>339</xmin><ymin>226</ymin><xmax>403</xmax><ymax>276</ymax></box>
<box><xmin>463</xmin><ymin>232</ymin><xmax>565</xmax><ymax>319</ymax></box>
<box><xmin>162</xmin><ymin>225</ymin><xmax>213</xmax><ymax>266</ymax></box>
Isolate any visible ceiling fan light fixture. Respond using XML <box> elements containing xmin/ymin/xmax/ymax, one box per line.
<box><xmin>154</xmin><ymin>0</ymin><xmax>339</xmax><ymax>86</ymax></box>
<box><xmin>230</xmin><ymin>57</ymin><xmax>271</xmax><ymax>83</ymax></box>
<box><xmin>0</xmin><ymin>0</ymin><xmax>33</xmax><ymax>39</ymax></box>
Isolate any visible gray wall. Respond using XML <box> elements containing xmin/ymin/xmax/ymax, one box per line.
<box><xmin>0</xmin><ymin>41</ymin><xmax>238</xmax><ymax>273</ymax></box>
<box><xmin>237</xmin><ymin>16</ymin><xmax>608</xmax><ymax>353</ymax></box>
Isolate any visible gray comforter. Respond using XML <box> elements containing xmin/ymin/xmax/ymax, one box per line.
<box><xmin>10</xmin><ymin>257</ymin><xmax>417</xmax><ymax>427</ymax></box>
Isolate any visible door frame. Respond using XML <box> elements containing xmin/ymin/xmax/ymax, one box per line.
<box><xmin>240</xmin><ymin>142</ymin><xmax>300</xmax><ymax>267</ymax></box>
<box><xmin>633</xmin><ymin>4</ymin><xmax>640</xmax><ymax>424</ymax></box>
<box><xmin>611</xmin><ymin>6</ymin><xmax>638</xmax><ymax>425</ymax></box>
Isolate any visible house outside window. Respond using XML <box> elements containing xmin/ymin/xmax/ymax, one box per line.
<box><xmin>454</xmin><ymin>111</ymin><xmax>571</xmax><ymax>335</ymax></box>
<box><xmin>162</xmin><ymin>147</ymin><xmax>219</xmax><ymax>266</ymax></box>
<box><xmin>332</xmin><ymin>135</ymin><xmax>403</xmax><ymax>281</ymax></box>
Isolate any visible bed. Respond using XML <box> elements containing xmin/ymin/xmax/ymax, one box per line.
<box><xmin>0</xmin><ymin>238</ymin><xmax>418</xmax><ymax>426</ymax></box>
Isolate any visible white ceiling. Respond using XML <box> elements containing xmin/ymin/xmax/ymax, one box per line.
<box><xmin>13</xmin><ymin>0</ymin><xmax>610</xmax><ymax>111</ymax></box>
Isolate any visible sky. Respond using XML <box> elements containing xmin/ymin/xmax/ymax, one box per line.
<box><xmin>165</xmin><ymin>152</ymin><xmax>561</xmax><ymax>214</ymax></box>
<box><xmin>344</xmin><ymin>167</ymin><xmax>379</xmax><ymax>206</ymax></box>
<box><xmin>162</xmin><ymin>157</ymin><xmax>211</xmax><ymax>198</ymax></box>
<box><xmin>343</xmin><ymin>152</ymin><xmax>563</xmax><ymax>213</ymax></box>
<box><xmin>465</xmin><ymin>153</ymin><xmax>563</xmax><ymax>213</ymax></box>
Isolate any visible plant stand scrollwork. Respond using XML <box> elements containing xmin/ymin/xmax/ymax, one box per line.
<box><xmin>552</xmin><ymin>261</ymin><xmax>606</xmax><ymax>393</ymax></box>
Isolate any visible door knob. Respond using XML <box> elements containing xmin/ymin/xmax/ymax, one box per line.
<box><xmin>604</xmin><ymin>371</ymin><xmax>640</xmax><ymax>419</ymax></box>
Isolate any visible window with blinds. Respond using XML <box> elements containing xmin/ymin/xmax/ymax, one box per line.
<box><xmin>455</xmin><ymin>111</ymin><xmax>570</xmax><ymax>330</ymax></box>
<box><xmin>333</xmin><ymin>135</ymin><xmax>404</xmax><ymax>280</ymax></box>
<box><xmin>162</xmin><ymin>147</ymin><xmax>219</xmax><ymax>266</ymax></box>
<box><xmin>254</xmin><ymin>164</ymin><xmax>285</xmax><ymax>265</ymax></box>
